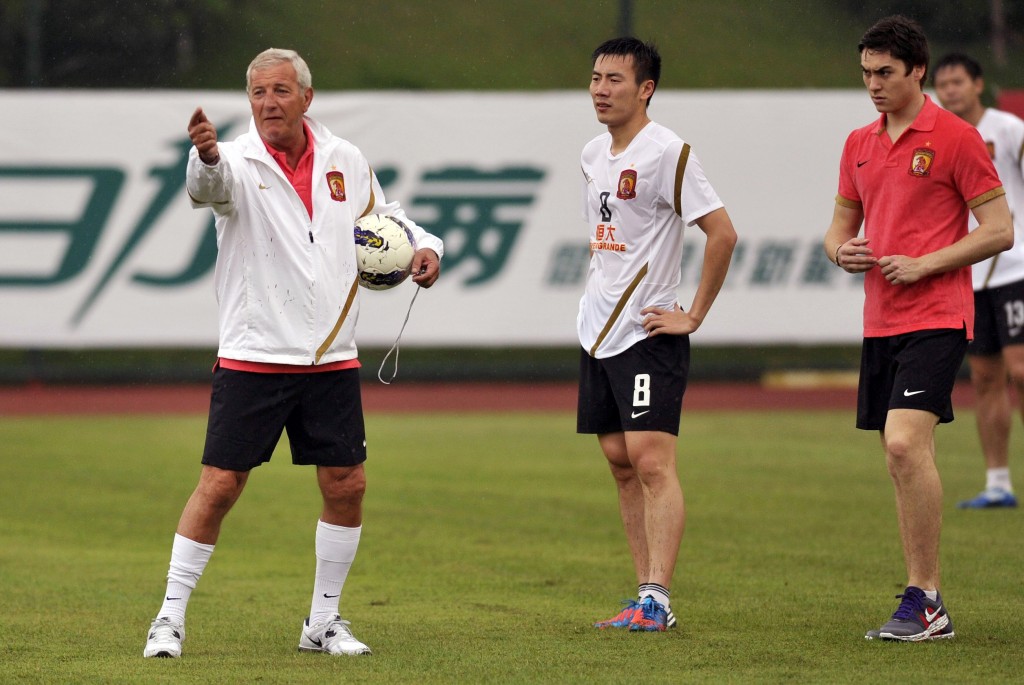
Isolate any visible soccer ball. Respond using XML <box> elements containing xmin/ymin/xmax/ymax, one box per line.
<box><xmin>353</xmin><ymin>214</ymin><xmax>416</xmax><ymax>290</ymax></box>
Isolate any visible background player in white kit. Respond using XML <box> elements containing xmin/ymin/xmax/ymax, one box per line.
<box><xmin>578</xmin><ymin>38</ymin><xmax>737</xmax><ymax>631</ymax></box>
<box><xmin>934</xmin><ymin>53</ymin><xmax>1024</xmax><ymax>509</ymax></box>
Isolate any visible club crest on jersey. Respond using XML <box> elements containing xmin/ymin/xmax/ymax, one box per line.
<box><xmin>617</xmin><ymin>169</ymin><xmax>638</xmax><ymax>200</ymax></box>
<box><xmin>986</xmin><ymin>141</ymin><xmax>996</xmax><ymax>159</ymax></box>
<box><xmin>327</xmin><ymin>171</ymin><xmax>346</xmax><ymax>202</ymax></box>
<box><xmin>909</xmin><ymin>148</ymin><xmax>934</xmax><ymax>177</ymax></box>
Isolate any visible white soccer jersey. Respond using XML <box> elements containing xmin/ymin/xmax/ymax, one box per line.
<box><xmin>577</xmin><ymin>121</ymin><xmax>723</xmax><ymax>359</ymax></box>
<box><xmin>972</xmin><ymin>108</ymin><xmax>1024</xmax><ymax>289</ymax></box>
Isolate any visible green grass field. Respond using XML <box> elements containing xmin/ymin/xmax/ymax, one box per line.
<box><xmin>2</xmin><ymin>409</ymin><xmax>1022</xmax><ymax>683</ymax></box>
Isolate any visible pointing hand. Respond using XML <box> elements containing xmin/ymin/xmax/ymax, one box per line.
<box><xmin>188</xmin><ymin>107</ymin><xmax>220</xmax><ymax>165</ymax></box>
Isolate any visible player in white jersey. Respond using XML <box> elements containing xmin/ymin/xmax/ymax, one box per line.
<box><xmin>934</xmin><ymin>53</ymin><xmax>1024</xmax><ymax>509</ymax></box>
<box><xmin>579</xmin><ymin>38</ymin><xmax>737</xmax><ymax>632</ymax></box>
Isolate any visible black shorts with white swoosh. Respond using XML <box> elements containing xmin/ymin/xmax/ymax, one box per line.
<box><xmin>577</xmin><ymin>334</ymin><xmax>690</xmax><ymax>435</ymax></box>
<box><xmin>856</xmin><ymin>328</ymin><xmax>967</xmax><ymax>430</ymax></box>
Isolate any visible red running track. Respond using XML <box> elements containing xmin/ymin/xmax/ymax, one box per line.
<box><xmin>0</xmin><ymin>381</ymin><xmax>977</xmax><ymax>416</ymax></box>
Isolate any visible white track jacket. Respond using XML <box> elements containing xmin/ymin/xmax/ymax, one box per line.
<box><xmin>186</xmin><ymin>116</ymin><xmax>443</xmax><ymax>365</ymax></box>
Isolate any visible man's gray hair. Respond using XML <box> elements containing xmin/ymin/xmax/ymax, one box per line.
<box><xmin>246</xmin><ymin>48</ymin><xmax>312</xmax><ymax>92</ymax></box>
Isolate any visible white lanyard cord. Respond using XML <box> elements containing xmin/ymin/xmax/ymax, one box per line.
<box><xmin>377</xmin><ymin>285</ymin><xmax>421</xmax><ymax>385</ymax></box>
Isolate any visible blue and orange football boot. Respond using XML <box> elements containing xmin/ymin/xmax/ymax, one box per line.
<box><xmin>594</xmin><ymin>599</ymin><xmax>643</xmax><ymax>629</ymax></box>
<box><xmin>628</xmin><ymin>596</ymin><xmax>669</xmax><ymax>632</ymax></box>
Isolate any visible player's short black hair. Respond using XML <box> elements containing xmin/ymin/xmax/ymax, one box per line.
<box><xmin>932</xmin><ymin>52</ymin><xmax>983</xmax><ymax>85</ymax></box>
<box><xmin>592</xmin><ymin>37</ymin><xmax>661</xmax><ymax>106</ymax></box>
<box><xmin>858</xmin><ymin>15</ymin><xmax>930</xmax><ymax>82</ymax></box>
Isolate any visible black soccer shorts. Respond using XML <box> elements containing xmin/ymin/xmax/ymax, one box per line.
<box><xmin>202</xmin><ymin>366</ymin><xmax>367</xmax><ymax>471</ymax></box>
<box><xmin>857</xmin><ymin>328</ymin><xmax>968</xmax><ymax>430</ymax></box>
<box><xmin>969</xmin><ymin>278</ymin><xmax>1024</xmax><ymax>356</ymax></box>
<box><xmin>577</xmin><ymin>334</ymin><xmax>690</xmax><ymax>436</ymax></box>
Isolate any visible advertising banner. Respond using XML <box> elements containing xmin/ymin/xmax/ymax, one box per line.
<box><xmin>0</xmin><ymin>90</ymin><xmax>879</xmax><ymax>347</ymax></box>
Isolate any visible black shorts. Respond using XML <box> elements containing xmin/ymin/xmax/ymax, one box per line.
<box><xmin>577</xmin><ymin>335</ymin><xmax>690</xmax><ymax>436</ymax></box>
<box><xmin>969</xmin><ymin>278</ymin><xmax>1024</xmax><ymax>356</ymax></box>
<box><xmin>202</xmin><ymin>366</ymin><xmax>367</xmax><ymax>472</ymax></box>
<box><xmin>856</xmin><ymin>328</ymin><xmax>967</xmax><ymax>431</ymax></box>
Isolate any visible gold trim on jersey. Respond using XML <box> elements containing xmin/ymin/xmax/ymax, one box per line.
<box><xmin>673</xmin><ymin>143</ymin><xmax>691</xmax><ymax>217</ymax></box>
<box><xmin>835</xmin><ymin>194</ymin><xmax>862</xmax><ymax>209</ymax></box>
<box><xmin>316</xmin><ymin>279</ymin><xmax>360</xmax><ymax>364</ymax></box>
<box><xmin>589</xmin><ymin>262</ymin><xmax>649</xmax><ymax>357</ymax></box>
<box><xmin>361</xmin><ymin>164</ymin><xmax>376</xmax><ymax>218</ymax></box>
<box><xmin>967</xmin><ymin>186</ymin><xmax>1005</xmax><ymax>209</ymax></box>
<box><xmin>981</xmin><ymin>253</ymin><xmax>1000</xmax><ymax>289</ymax></box>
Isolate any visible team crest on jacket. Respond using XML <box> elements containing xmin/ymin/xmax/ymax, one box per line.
<box><xmin>327</xmin><ymin>171</ymin><xmax>346</xmax><ymax>202</ymax></box>
<box><xmin>909</xmin><ymin>148</ymin><xmax>934</xmax><ymax>177</ymax></box>
<box><xmin>617</xmin><ymin>169</ymin><xmax>638</xmax><ymax>200</ymax></box>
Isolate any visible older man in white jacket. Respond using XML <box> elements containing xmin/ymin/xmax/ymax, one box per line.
<box><xmin>143</xmin><ymin>48</ymin><xmax>443</xmax><ymax>659</ymax></box>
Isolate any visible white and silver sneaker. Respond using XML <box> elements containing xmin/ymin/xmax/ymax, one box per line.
<box><xmin>143</xmin><ymin>616</ymin><xmax>185</xmax><ymax>658</ymax></box>
<box><xmin>298</xmin><ymin>614</ymin><xmax>371</xmax><ymax>656</ymax></box>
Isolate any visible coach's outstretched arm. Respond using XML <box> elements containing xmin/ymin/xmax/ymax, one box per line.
<box><xmin>185</xmin><ymin>107</ymin><xmax>234</xmax><ymax>212</ymax></box>
<box><xmin>188</xmin><ymin>108</ymin><xmax>220</xmax><ymax>165</ymax></box>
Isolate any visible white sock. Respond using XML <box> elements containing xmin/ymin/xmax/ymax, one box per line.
<box><xmin>157</xmin><ymin>533</ymin><xmax>215</xmax><ymax>624</ymax></box>
<box><xmin>986</xmin><ymin>467</ymin><xmax>1013</xmax><ymax>493</ymax></box>
<box><xmin>639</xmin><ymin>582</ymin><xmax>671</xmax><ymax>609</ymax></box>
<box><xmin>309</xmin><ymin>521</ymin><xmax>361</xmax><ymax>625</ymax></box>
<box><xmin>923</xmin><ymin>589</ymin><xmax>938</xmax><ymax>601</ymax></box>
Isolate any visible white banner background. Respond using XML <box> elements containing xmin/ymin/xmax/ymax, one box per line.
<box><xmin>0</xmin><ymin>90</ymin><xmax>881</xmax><ymax>348</ymax></box>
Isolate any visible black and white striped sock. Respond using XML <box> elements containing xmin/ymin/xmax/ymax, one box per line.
<box><xmin>639</xmin><ymin>583</ymin><xmax>676</xmax><ymax>627</ymax></box>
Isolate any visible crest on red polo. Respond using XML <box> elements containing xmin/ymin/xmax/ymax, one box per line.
<box><xmin>909</xmin><ymin>148</ymin><xmax>934</xmax><ymax>177</ymax></box>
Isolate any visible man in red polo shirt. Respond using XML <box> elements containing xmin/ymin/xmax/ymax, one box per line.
<box><xmin>824</xmin><ymin>16</ymin><xmax>1013</xmax><ymax>641</ymax></box>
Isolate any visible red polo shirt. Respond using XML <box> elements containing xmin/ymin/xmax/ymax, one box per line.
<box><xmin>263</xmin><ymin>121</ymin><xmax>315</xmax><ymax>219</ymax></box>
<box><xmin>837</xmin><ymin>95</ymin><xmax>1005</xmax><ymax>339</ymax></box>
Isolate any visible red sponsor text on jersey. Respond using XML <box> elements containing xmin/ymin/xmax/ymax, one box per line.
<box><xmin>592</xmin><ymin>223</ymin><xmax>627</xmax><ymax>251</ymax></box>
